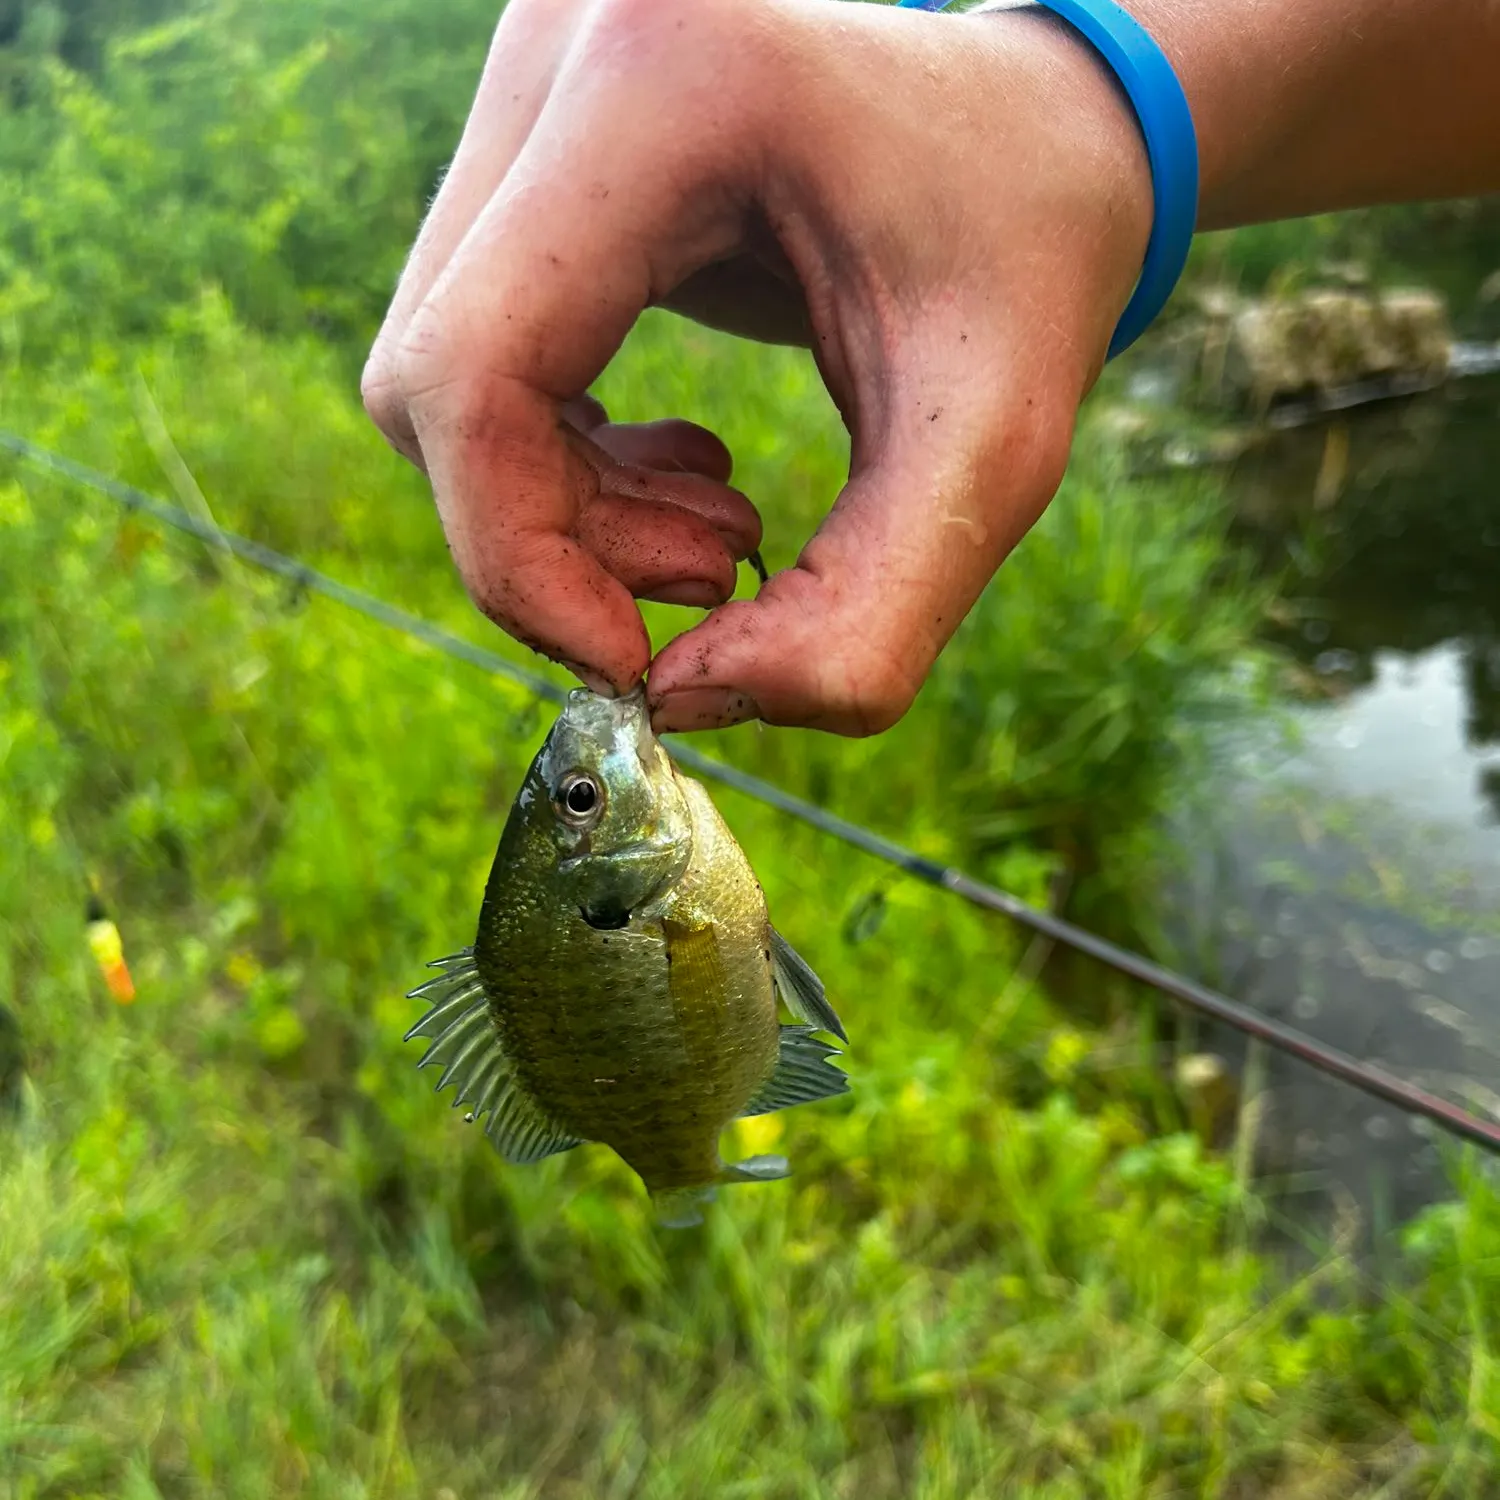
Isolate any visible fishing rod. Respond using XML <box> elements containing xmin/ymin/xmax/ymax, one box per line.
<box><xmin>6</xmin><ymin>428</ymin><xmax>1499</xmax><ymax>1156</ymax></box>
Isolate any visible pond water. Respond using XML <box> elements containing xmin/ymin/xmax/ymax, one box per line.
<box><xmin>1167</xmin><ymin>375</ymin><xmax>1500</xmax><ymax>1241</ymax></box>
<box><xmin>1295</xmin><ymin>643</ymin><xmax>1500</xmax><ymax>869</ymax></box>
<box><xmin>1241</xmin><ymin>374</ymin><xmax>1500</xmax><ymax>862</ymax></box>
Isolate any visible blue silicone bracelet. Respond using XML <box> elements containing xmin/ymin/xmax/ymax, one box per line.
<box><xmin>894</xmin><ymin>0</ymin><xmax>1198</xmax><ymax>358</ymax></box>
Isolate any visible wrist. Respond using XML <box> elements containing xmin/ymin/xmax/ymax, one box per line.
<box><xmin>965</xmin><ymin>0</ymin><xmax>1190</xmax><ymax>356</ymax></box>
<box><xmin>1073</xmin><ymin>0</ymin><xmax>1276</xmax><ymax>229</ymax></box>
<box><xmin>966</xmin><ymin>0</ymin><xmax>1267</xmax><ymax>227</ymax></box>
<box><xmin>963</xmin><ymin>0</ymin><xmax>1269</xmax><ymax>232</ymax></box>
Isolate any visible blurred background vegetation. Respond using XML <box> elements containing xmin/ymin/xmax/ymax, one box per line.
<box><xmin>3</xmin><ymin>1</ymin><xmax>1500</xmax><ymax>1495</ymax></box>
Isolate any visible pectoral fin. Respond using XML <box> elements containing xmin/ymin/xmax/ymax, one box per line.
<box><xmin>405</xmin><ymin>950</ymin><xmax>581</xmax><ymax>1165</ymax></box>
<box><xmin>663</xmin><ymin>916</ymin><xmax>729</xmax><ymax>1007</ymax></box>
<box><xmin>769</xmin><ymin>929</ymin><xmax>846</xmax><ymax>1042</ymax></box>
<box><xmin>738</xmin><ymin>1024</ymin><xmax>849</xmax><ymax>1117</ymax></box>
<box><xmin>662</xmin><ymin>915</ymin><xmax>734</xmax><ymax>1074</ymax></box>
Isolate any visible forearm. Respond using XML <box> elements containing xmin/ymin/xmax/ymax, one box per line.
<box><xmin>984</xmin><ymin>0</ymin><xmax>1500</xmax><ymax>229</ymax></box>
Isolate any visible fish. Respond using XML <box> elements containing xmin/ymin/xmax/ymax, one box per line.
<box><xmin>405</xmin><ymin>684</ymin><xmax>849</xmax><ymax>1227</ymax></box>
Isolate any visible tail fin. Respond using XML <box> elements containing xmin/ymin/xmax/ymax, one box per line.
<box><xmin>651</xmin><ymin>1184</ymin><xmax>718</xmax><ymax>1229</ymax></box>
<box><xmin>649</xmin><ymin>1155</ymin><xmax>792</xmax><ymax>1230</ymax></box>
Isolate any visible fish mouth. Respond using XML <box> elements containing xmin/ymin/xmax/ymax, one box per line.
<box><xmin>564</xmin><ymin>683</ymin><xmax>660</xmax><ymax>773</ymax></box>
<box><xmin>558</xmin><ymin>683</ymin><xmax>650</xmax><ymax>738</ymax></box>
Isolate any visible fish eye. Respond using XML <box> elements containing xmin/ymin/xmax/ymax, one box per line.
<box><xmin>555</xmin><ymin>772</ymin><xmax>602</xmax><ymax>823</ymax></box>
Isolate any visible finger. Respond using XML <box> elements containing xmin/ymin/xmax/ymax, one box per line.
<box><xmin>590</xmin><ymin>419</ymin><xmax>734</xmax><ymax>483</ymax></box>
<box><xmin>648</xmin><ymin>381</ymin><xmax>1075</xmax><ymax>735</ymax></box>
<box><xmin>363</xmin><ymin>0</ymin><xmax>585</xmax><ymax>463</ymax></box>
<box><xmin>568</xmin><ymin>424</ymin><xmax>761</xmax><ymax>571</ymax></box>
<box><xmin>577</xmin><ymin>496</ymin><xmax>738</xmax><ymax>606</ymax></box>
<box><xmin>423</xmin><ymin>402</ymin><xmax>649</xmax><ymax>695</ymax></box>
<box><xmin>599</xmin><ymin>470</ymin><xmax>762</xmax><ymax>561</ymax></box>
<box><xmin>562</xmin><ymin>393</ymin><xmax>610</xmax><ymax>432</ymax></box>
<box><xmin>393</xmin><ymin>1</ymin><xmax>769</xmax><ymax>689</ymax></box>
<box><xmin>435</xmin><ymin>374</ymin><xmax>753</xmax><ymax>614</ymax></box>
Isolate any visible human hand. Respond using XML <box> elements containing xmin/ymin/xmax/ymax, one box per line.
<box><xmin>362</xmin><ymin>0</ymin><xmax>1152</xmax><ymax>734</ymax></box>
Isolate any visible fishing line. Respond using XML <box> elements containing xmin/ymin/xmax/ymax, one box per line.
<box><xmin>6</xmin><ymin>428</ymin><xmax>1500</xmax><ymax>1157</ymax></box>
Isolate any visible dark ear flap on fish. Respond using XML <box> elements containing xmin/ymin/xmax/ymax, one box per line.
<box><xmin>406</xmin><ymin>950</ymin><xmax>582</xmax><ymax>1165</ymax></box>
<box><xmin>739</xmin><ymin>1024</ymin><xmax>849</xmax><ymax>1117</ymax></box>
<box><xmin>769</xmin><ymin>929</ymin><xmax>847</xmax><ymax>1042</ymax></box>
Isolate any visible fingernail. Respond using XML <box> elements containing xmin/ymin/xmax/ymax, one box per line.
<box><xmin>650</xmin><ymin>688</ymin><xmax>761</xmax><ymax>734</ymax></box>
<box><xmin>645</xmin><ymin>579</ymin><xmax>727</xmax><ymax>609</ymax></box>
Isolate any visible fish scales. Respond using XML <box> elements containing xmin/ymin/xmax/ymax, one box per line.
<box><xmin>407</xmin><ymin>685</ymin><xmax>850</xmax><ymax>1226</ymax></box>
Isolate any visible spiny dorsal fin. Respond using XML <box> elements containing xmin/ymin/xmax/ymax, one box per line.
<box><xmin>404</xmin><ymin>948</ymin><xmax>484</xmax><ymax>1042</ymax></box>
<box><xmin>769</xmin><ymin>929</ymin><xmax>847</xmax><ymax>1042</ymax></box>
<box><xmin>738</xmin><ymin>1024</ymin><xmax>850</xmax><ymax>1118</ymax></box>
<box><xmin>405</xmin><ymin>951</ymin><xmax>581</xmax><ymax>1165</ymax></box>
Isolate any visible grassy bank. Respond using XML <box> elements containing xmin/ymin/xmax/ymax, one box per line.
<box><xmin>3</xmin><ymin>2</ymin><xmax>1500</xmax><ymax>1494</ymax></box>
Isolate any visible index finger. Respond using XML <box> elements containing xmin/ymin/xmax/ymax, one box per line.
<box><xmin>390</xmin><ymin>4</ymin><xmax>763</xmax><ymax>689</ymax></box>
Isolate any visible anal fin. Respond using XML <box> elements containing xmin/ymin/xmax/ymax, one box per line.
<box><xmin>405</xmin><ymin>949</ymin><xmax>582</xmax><ymax>1165</ymax></box>
<box><xmin>648</xmin><ymin>1157</ymin><xmax>789</xmax><ymax>1231</ymax></box>
<box><xmin>720</xmin><ymin>1153</ymin><xmax>790</xmax><ymax>1182</ymax></box>
<box><xmin>738</xmin><ymin>1024</ymin><xmax>849</xmax><ymax>1118</ymax></box>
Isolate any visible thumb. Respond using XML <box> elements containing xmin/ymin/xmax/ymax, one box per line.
<box><xmin>647</xmin><ymin>366</ymin><xmax>1076</xmax><ymax>736</ymax></box>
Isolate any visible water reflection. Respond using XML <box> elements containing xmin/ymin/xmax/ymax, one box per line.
<box><xmin>1232</xmin><ymin>377</ymin><xmax>1500</xmax><ymax>837</ymax></box>
<box><xmin>1296</xmin><ymin>645</ymin><xmax>1500</xmax><ymax>859</ymax></box>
